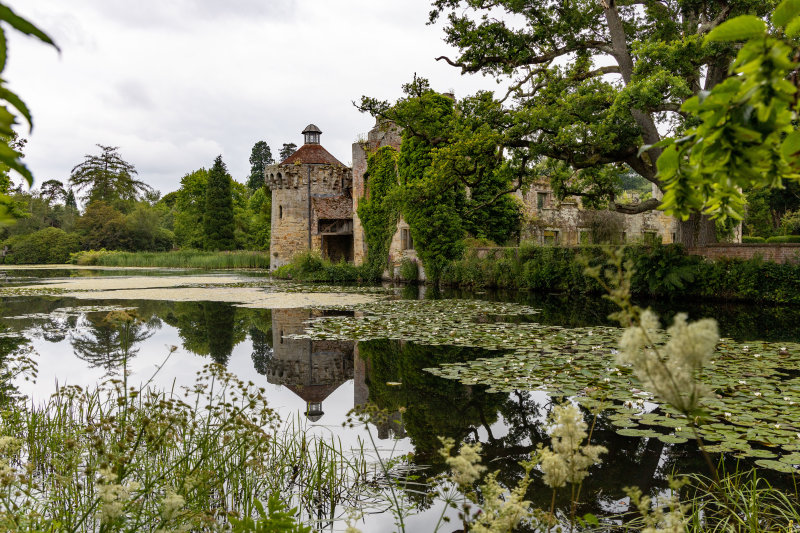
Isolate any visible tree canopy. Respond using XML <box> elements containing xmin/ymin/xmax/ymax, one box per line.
<box><xmin>279</xmin><ymin>143</ymin><xmax>297</xmax><ymax>161</ymax></box>
<box><xmin>361</xmin><ymin>0</ymin><xmax>781</xmax><ymax>245</ymax></box>
<box><xmin>69</xmin><ymin>145</ymin><xmax>151</xmax><ymax>206</ymax></box>
<box><xmin>247</xmin><ymin>140</ymin><xmax>274</xmax><ymax>192</ymax></box>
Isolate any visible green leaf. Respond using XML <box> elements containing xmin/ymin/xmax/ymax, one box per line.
<box><xmin>656</xmin><ymin>145</ymin><xmax>679</xmax><ymax>177</ymax></box>
<box><xmin>786</xmin><ymin>17</ymin><xmax>800</xmax><ymax>36</ymax></box>
<box><xmin>0</xmin><ymin>84</ymin><xmax>32</xmax><ymax>130</ymax></box>
<box><xmin>780</xmin><ymin>130</ymin><xmax>800</xmax><ymax>162</ymax></box>
<box><xmin>582</xmin><ymin>513</ymin><xmax>600</xmax><ymax>527</ymax></box>
<box><xmin>0</xmin><ymin>27</ymin><xmax>6</xmax><ymax>72</ymax></box>
<box><xmin>0</xmin><ymin>4</ymin><xmax>59</xmax><ymax>50</ymax></box>
<box><xmin>705</xmin><ymin>16</ymin><xmax>766</xmax><ymax>43</ymax></box>
<box><xmin>0</xmin><ymin>137</ymin><xmax>32</xmax><ymax>186</ymax></box>
<box><xmin>773</xmin><ymin>0</ymin><xmax>800</xmax><ymax>27</ymax></box>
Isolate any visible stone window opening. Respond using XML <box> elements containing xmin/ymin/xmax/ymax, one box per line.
<box><xmin>279</xmin><ymin>205</ymin><xmax>283</xmax><ymax>219</ymax></box>
<box><xmin>537</xmin><ymin>192</ymin><xmax>548</xmax><ymax>210</ymax></box>
<box><xmin>401</xmin><ymin>228</ymin><xmax>414</xmax><ymax>250</ymax></box>
<box><xmin>542</xmin><ymin>229</ymin><xmax>559</xmax><ymax>245</ymax></box>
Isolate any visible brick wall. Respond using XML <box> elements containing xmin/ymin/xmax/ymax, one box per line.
<box><xmin>469</xmin><ymin>244</ymin><xmax>800</xmax><ymax>264</ymax></box>
<box><xmin>686</xmin><ymin>244</ymin><xmax>800</xmax><ymax>264</ymax></box>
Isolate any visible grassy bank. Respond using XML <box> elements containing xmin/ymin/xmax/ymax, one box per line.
<box><xmin>70</xmin><ymin>249</ymin><xmax>270</xmax><ymax>269</ymax></box>
<box><xmin>441</xmin><ymin>244</ymin><xmax>800</xmax><ymax>304</ymax></box>
<box><xmin>273</xmin><ymin>252</ymin><xmax>369</xmax><ymax>282</ymax></box>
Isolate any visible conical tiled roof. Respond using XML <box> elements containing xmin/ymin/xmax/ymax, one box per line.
<box><xmin>280</xmin><ymin>144</ymin><xmax>347</xmax><ymax>167</ymax></box>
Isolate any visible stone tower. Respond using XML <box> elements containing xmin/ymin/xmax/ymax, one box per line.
<box><xmin>265</xmin><ymin>124</ymin><xmax>353</xmax><ymax>270</ymax></box>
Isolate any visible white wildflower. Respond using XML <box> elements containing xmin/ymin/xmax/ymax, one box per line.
<box><xmin>0</xmin><ymin>437</ymin><xmax>20</xmax><ymax>456</ymax></box>
<box><xmin>161</xmin><ymin>489</ymin><xmax>185</xmax><ymax>520</ymax></box>
<box><xmin>440</xmin><ymin>437</ymin><xmax>486</xmax><ymax>487</ymax></box>
<box><xmin>541</xmin><ymin>404</ymin><xmax>607</xmax><ymax>488</ymax></box>
<box><xmin>97</xmin><ymin>468</ymin><xmax>129</xmax><ymax>524</ymax></box>
<box><xmin>617</xmin><ymin>310</ymin><xmax>718</xmax><ymax>413</ymax></box>
<box><xmin>471</xmin><ymin>471</ymin><xmax>532</xmax><ymax>533</ymax></box>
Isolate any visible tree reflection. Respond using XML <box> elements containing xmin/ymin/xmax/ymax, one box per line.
<box><xmin>162</xmin><ymin>302</ymin><xmax>245</xmax><ymax>365</ymax></box>
<box><xmin>357</xmin><ymin>339</ymin><xmax>724</xmax><ymax>521</ymax></box>
<box><xmin>70</xmin><ymin>311</ymin><xmax>156</xmax><ymax>371</ymax></box>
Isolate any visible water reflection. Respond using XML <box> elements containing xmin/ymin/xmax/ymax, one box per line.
<box><xmin>0</xmin><ymin>295</ymin><xmax>796</xmax><ymax>526</ymax></box>
<box><xmin>70</xmin><ymin>312</ymin><xmax>156</xmax><ymax>371</ymax></box>
<box><xmin>267</xmin><ymin>309</ymin><xmax>355</xmax><ymax>422</ymax></box>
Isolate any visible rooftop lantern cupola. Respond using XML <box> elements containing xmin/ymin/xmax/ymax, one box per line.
<box><xmin>302</xmin><ymin>124</ymin><xmax>322</xmax><ymax>145</ymax></box>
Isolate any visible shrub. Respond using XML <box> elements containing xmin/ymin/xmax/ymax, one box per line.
<box><xmin>441</xmin><ymin>244</ymin><xmax>800</xmax><ymax>303</ymax></box>
<box><xmin>766</xmin><ymin>235</ymin><xmax>800</xmax><ymax>243</ymax></box>
<box><xmin>742</xmin><ymin>236</ymin><xmax>766</xmax><ymax>243</ymax></box>
<box><xmin>399</xmin><ymin>258</ymin><xmax>419</xmax><ymax>282</ymax></box>
<box><xmin>4</xmin><ymin>227</ymin><xmax>80</xmax><ymax>264</ymax></box>
<box><xmin>272</xmin><ymin>252</ymin><xmax>363</xmax><ymax>282</ymax></box>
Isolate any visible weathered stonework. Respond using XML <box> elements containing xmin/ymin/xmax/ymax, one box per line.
<box><xmin>266</xmin><ymin>127</ymin><xmax>354</xmax><ymax>270</ymax></box>
<box><xmin>517</xmin><ymin>181</ymin><xmax>680</xmax><ymax>245</ymax></box>
<box><xmin>351</xmin><ymin>121</ymin><xmax>424</xmax><ymax>279</ymax></box>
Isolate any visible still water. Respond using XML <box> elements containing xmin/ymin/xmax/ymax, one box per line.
<box><xmin>1</xmin><ymin>268</ymin><xmax>798</xmax><ymax>530</ymax></box>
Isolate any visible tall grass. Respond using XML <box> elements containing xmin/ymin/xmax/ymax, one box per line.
<box><xmin>686</xmin><ymin>470</ymin><xmax>800</xmax><ymax>532</ymax></box>
<box><xmin>70</xmin><ymin>249</ymin><xmax>271</xmax><ymax>269</ymax></box>
<box><xmin>0</xmin><ymin>311</ymin><xmax>379</xmax><ymax>531</ymax></box>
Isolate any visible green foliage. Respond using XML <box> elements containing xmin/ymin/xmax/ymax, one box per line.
<box><xmin>441</xmin><ymin>244</ymin><xmax>800</xmax><ymax>304</ymax></box>
<box><xmin>742</xmin><ymin>236</ymin><xmax>766</xmax><ymax>243</ymax></box>
<box><xmin>69</xmin><ymin>145</ymin><xmax>151</xmax><ymax>207</ymax></box>
<box><xmin>398</xmin><ymin>258</ymin><xmax>418</xmax><ymax>282</ymax></box>
<box><xmin>273</xmin><ymin>251</ymin><xmax>364</xmax><ymax>282</ymax></box>
<box><xmin>360</xmin><ymin>79</ymin><xmax>523</xmax><ymax>280</ymax></box>
<box><xmin>279</xmin><ymin>143</ymin><xmax>297</xmax><ymax>162</ymax></box>
<box><xmin>247</xmin><ymin>141</ymin><xmax>274</xmax><ymax>192</ymax></box>
<box><xmin>420</xmin><ymin>0</ymin><xmax>777</xmax><ymax>219</ymax></box>
<box><xmin>69</xmin><ymin>249</ymin><xmax>270</xmax><ymax>269</ymax></box>
<box><xmin>76</xmin><ymin>201</ymin><xmax>128</xmax><ymax>250</ymax></box>
<box><xmin>0</xmin><ymin>4</ymin><xmax>58</xmax><ymax>200</ymax></box>
<box><xmin>203</xmin><ymin>156</ymin><xmax>235</xmax><ymax>251</ymax></box>
<box><xmin>654</xmin><ymin>1</ymin><xmax>800</xmax><ymax>221</ymax></box>
<box><xmin>229</xmin><ymin>495</ymin><xmax>311</xmax><ymax>533</ymax></box>
<box><xmin>3</xmin><ymin>226</ymin><xmax>79</xmax><ymax>263</ymax></box>
<box><xmin>766</xmin><ymin>235</ymin><xmax>800</xmax><ymax>243</ymax></box>
<box><xmin>356</xmin><ymin>146</ymin><xmax>400</xmax><ymax>279</ymax></box>
<box><xmin>124</xmin><ymin>203</ymin><xmax>174</xmax><ymax>251</ymax></box>
<box><xmin>245</xmin><ymin>187</ymin><xmax>271</xmax><ymax>250</ymax></box>
<box><xmin>173</xmin><ymin>168</ymin><xmax>208</xmax><ymax>249</ymax></box>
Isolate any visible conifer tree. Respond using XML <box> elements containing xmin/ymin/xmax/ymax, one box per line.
<box><xmin>247</xmin><ymin>141</ymin><xmax>274</xmax><ymax>192</ymax></box>
<box><xmin>203</xmin><ymin>155</ymin><xmax>235</xmax><ymax>250</ymax></box>
<box><xmin>279</xmin><ymin>143</ymin><xmax>297</xmax><ymax>161</ymax></box>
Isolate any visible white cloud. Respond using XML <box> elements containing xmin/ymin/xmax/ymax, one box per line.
<box><xmin>5</xmin><ymin>0</ymin><xmax>500</xmax><ymax>194</ymax></box>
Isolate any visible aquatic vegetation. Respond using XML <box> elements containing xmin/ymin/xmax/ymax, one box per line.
<box><xmin>293</xmin><ymin>298</ymin><xmax>800</xmax><ymax>472</ymax></box>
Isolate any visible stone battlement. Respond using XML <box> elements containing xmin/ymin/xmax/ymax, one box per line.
<box><xmin>266</xmin><ymin>163</ymin><xmax>352</xmax><ymax>193</ymax></box>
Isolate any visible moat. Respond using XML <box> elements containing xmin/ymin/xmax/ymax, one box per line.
<box><xmin>1</xmin><ymin>267</ymin><xmax>799</xmax><ymax>531</ymax></box>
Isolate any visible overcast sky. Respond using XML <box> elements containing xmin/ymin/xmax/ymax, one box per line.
<box><xmin>4</xmin><ymin>0</ymin><xmax>499</xmax><ymax>196</ymax></box>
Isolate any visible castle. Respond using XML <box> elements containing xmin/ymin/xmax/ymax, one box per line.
<box><xmin>266</xmin><ymin>122</ymin><xmax>683</xmax><ymax>276</ymax></box>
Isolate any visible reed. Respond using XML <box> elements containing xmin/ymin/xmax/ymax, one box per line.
<box><xmin>70</xmin><ymin>249</ymin><xmax>271</xmax><ymax>269</ymax></box>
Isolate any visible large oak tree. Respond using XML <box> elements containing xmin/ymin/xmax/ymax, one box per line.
<box><xmin>372</xmin><ymin>0</ymin><xmax>779</xmax><ymax>245</ymax></box>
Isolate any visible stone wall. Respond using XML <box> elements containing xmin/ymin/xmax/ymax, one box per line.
<box><xmin>517</xmin><ymin>181</ymin><xmax>679</xmax><ymax>245</ymax></box>
<box><xmin>351</xmin><ymin>121</ymin><xmax>403</xmax><ymax>269</ymax></box>
<box><xmin>687</xmin><ymin>244</ymin><xmax>800</xmax><ymax>264</ymax></box>
<box><xmin>267</xmin><ymin>162</ymin><xmax>353</xmax><ymax>270</ymax></box>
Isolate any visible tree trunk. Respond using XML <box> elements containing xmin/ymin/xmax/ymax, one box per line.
<box><xmin>676</xmin><ymin>212</ymin><xmax>717</xmax><ymax>247</ymax></box>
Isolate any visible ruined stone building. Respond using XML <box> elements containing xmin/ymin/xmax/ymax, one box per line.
<box><xmin>266</xmin><ymin>121</ymin><xmax>419</xmax><ymax>278</ymax></box>
<box><xmin>266</xmin><ymin>125</ymin><xmax>354</xmax><ymax>271</ymax></box>
<box><xmin>518</xmin><ymin>183</ymin><xmax>679</xmax><ymax>246</ymax></box>
<box><xmin>266</xmin><ymin>120</ymin><xmax>722</xmax><ymax>275</ymax></box>
<box><xmin>351</xmin><ymin>121</ymin><xmax>421</xmax><ymax>279</ymax></box>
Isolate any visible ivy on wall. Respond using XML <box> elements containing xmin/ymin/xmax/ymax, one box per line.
<box><xmin>357</xmin><ymin>146</ymin><xmax>400</xmax><ymax>279</ymax></box>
